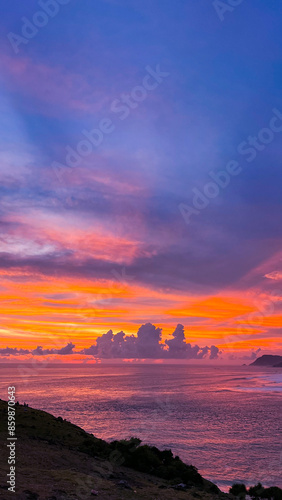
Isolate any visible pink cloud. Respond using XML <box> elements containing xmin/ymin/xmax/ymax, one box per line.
<box><xmin>0</xmin><ymin>51</ymin><xmax>112</xmax><ymax>117</ymax></box>
<box><xmin>265</xmin><ymin>271</ymin><xmax>282</xmax><ymax>281</ymax></box>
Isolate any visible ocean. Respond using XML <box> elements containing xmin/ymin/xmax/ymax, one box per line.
<box><xmin>0</xmin><ymin>363</ymin><xmax>281</xmax><ymax>491</ymax></box>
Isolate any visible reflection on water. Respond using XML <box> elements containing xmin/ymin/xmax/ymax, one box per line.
<box><xmin>0</xmin><ymin>363</ymin><xmax>281</xmax><ymax>491</ymax></box>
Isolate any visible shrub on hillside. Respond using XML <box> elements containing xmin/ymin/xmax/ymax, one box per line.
<box><xmin>248</xmin><ymin>483</ymin><xmax>282</xmax><ymax>500</ymax></box>
<box><xmin>109</xmin><ymin>437</ymin><xmax>203</xmax><ymax>485</ymax></box>
<box><xmin>229</xmin><ymin>483</ymin><xmax>247</xmax><ymax>498</ymax></box>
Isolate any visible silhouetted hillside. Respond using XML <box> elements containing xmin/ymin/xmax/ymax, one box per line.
<box><xmin>0</xmin><ymin>400</ymin><xmax>226</xmax><ymax>500</ymax></box>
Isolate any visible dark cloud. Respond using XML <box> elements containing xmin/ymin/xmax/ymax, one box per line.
<box><xmin>81</xmin><ymin>323</ymin><xmax>220</xmax><ymax>360</ymax></box>
<box><xmin>136</xmin><ymin>323</ymin><xmax>163</xmax><ymax>358</ymax></box>
<box><xmin>166</xmin><ymin>340</ymin><xmax>220</xmax><ymax>361</ymax></box>
<box><xmin>242</xmin><ymin>348</ymin><xmax>262</xmax><ymax>361</ymax></box>
<box><xmin>0</xmin><ymin>224</ymin><xmax>279</xmax><ymax>295</ymax></box>
<box><xmin>81</xmin><ymin>344</ymin><xmax>98</xmax><ymax>356</ymax></box>
<box><xmin>209</xmin><ymin>345</ymin><xmax>220</xmax><ymax>360</ymax></box>
<box><xmin>1</xmin><ymin>1</ymin><xmax>282</xmax><ymax>304</ymax></box>
<box><xmin>57</xmin><ymin>342</ymin><xmax>75</xmax><ymax>355</ymax></box>
<box><xmin>0</xmin><ymin>325</ymin><xmax>221</xmax><ymax>360</ymax></box>
<box><xmin>0</xmin><ymin>347</ymin><xmax>30</xmax><ymax>356</ymax></box>
<box><xmin>31</xmin><ymin>342</ymin><xmax>75</xmax><ymax>356</ymax></box>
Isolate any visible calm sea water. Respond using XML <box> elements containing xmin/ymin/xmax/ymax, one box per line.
<box><xmin>0</xmin><ymin>363</ymin><xmax>281</xmax><ymax>491</ymax></box>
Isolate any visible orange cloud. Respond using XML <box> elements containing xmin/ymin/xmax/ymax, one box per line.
<box><xmin>167</xmin><ymin>296</ymin><xmax>255</xmax><ymax>321</ymax></box>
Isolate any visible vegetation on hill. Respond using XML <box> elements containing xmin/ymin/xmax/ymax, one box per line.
<box><xmin>230</xmin><ymin>483</ymin><xmax>282</xmax><ymax>500</ymax></box>
<box><xmin>1</xmin><ymin>400</ymin><xmax>281</xmax><ymax>500</ymax></box>
<box><xmin>0</xmin><ymin>400</ymin><xmax>224</xmax><ymax>500</ymax></box>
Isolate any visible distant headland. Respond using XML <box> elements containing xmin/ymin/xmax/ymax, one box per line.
<box><xmin>250</xmin><ymin>355</ymin><xmax>282</xmax><ymax>367</ymax></box>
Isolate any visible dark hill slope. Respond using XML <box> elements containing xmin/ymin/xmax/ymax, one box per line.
<box><xmin>0</xmin><ymin>400</ymin><xmax>227</xmax><ymax>500</ymax></box>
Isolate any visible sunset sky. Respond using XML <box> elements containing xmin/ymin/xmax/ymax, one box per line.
<box><xmin>1</xmin><ymin>0</ymin><xmax>282</xmax><ymax>361</ymax></box>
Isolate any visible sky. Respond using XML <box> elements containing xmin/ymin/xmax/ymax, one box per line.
<box><xmin>1</xmin><ymin>0</ymin><xmax>282</xmax><ymax>362</ymax></box>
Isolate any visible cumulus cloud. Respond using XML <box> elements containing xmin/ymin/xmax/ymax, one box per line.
<box><xmin>0</xmin><ymin>347</ymin><xmax>30</xmax><ymax>356</ymax></box>
<box><xmin>165</xmin><ymin>324</ymin><xmax>220</xmax><ymax>359</ymax></box>
<box><xmin>96</xmin><ymin>330</ymin><xmax>114</xmax><ymax>358</ymax></box>
<box><xmin>81</xmin><ymin>323</ymin><xmax>220</xmax><ymax>360</ymax></box>
<box><xmin>31</xmin><ymin>342</ymin><xmax>75</xmax><ymax>356</ymax></box>
<box><xmin>81</xmin><ymin>344</ymin><xmax>98</xmax><ymax>356</ymax></box>
<box><xmin>209</xmin><ymin>345</ymin><xmax>220</xmax><ymax>360</ymax></box>
<box><xmin>57</xmin><ymin>342</ymin><xmax>75</xmax><ymax>355</ymax></box>
<box><xmin>136</xmin><ymin>323</ymin><xmax>163</xmax><ymax>358</ymax></box>
<box><xmin>242</xmin><ymin>348</ymin><xmax>262</xmax><ymax>361</ymax></box>
<box><xmin>166</xmin><ymin>324</ymin><xmax>189</xmax><ymax>358</ymax></box>
<box><xmin>1</xmin><ymin>325</ymin><xmax>221</xmax><ymax>360</ymax></box>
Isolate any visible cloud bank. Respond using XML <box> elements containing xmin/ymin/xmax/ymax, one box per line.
<box><xmin>0</xmin><ymin>324</ymin><xmax>221</xmax><ymax>360</ymax></box>
<box><xmin>80</xmin><ymin>323</ymin><xmax>221</xmax><ymax>359</ymax></box>
<box><xmin>31</xmin><ymin>343</ymin><xmax>75</xmax><ymax>356</ymax></box>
